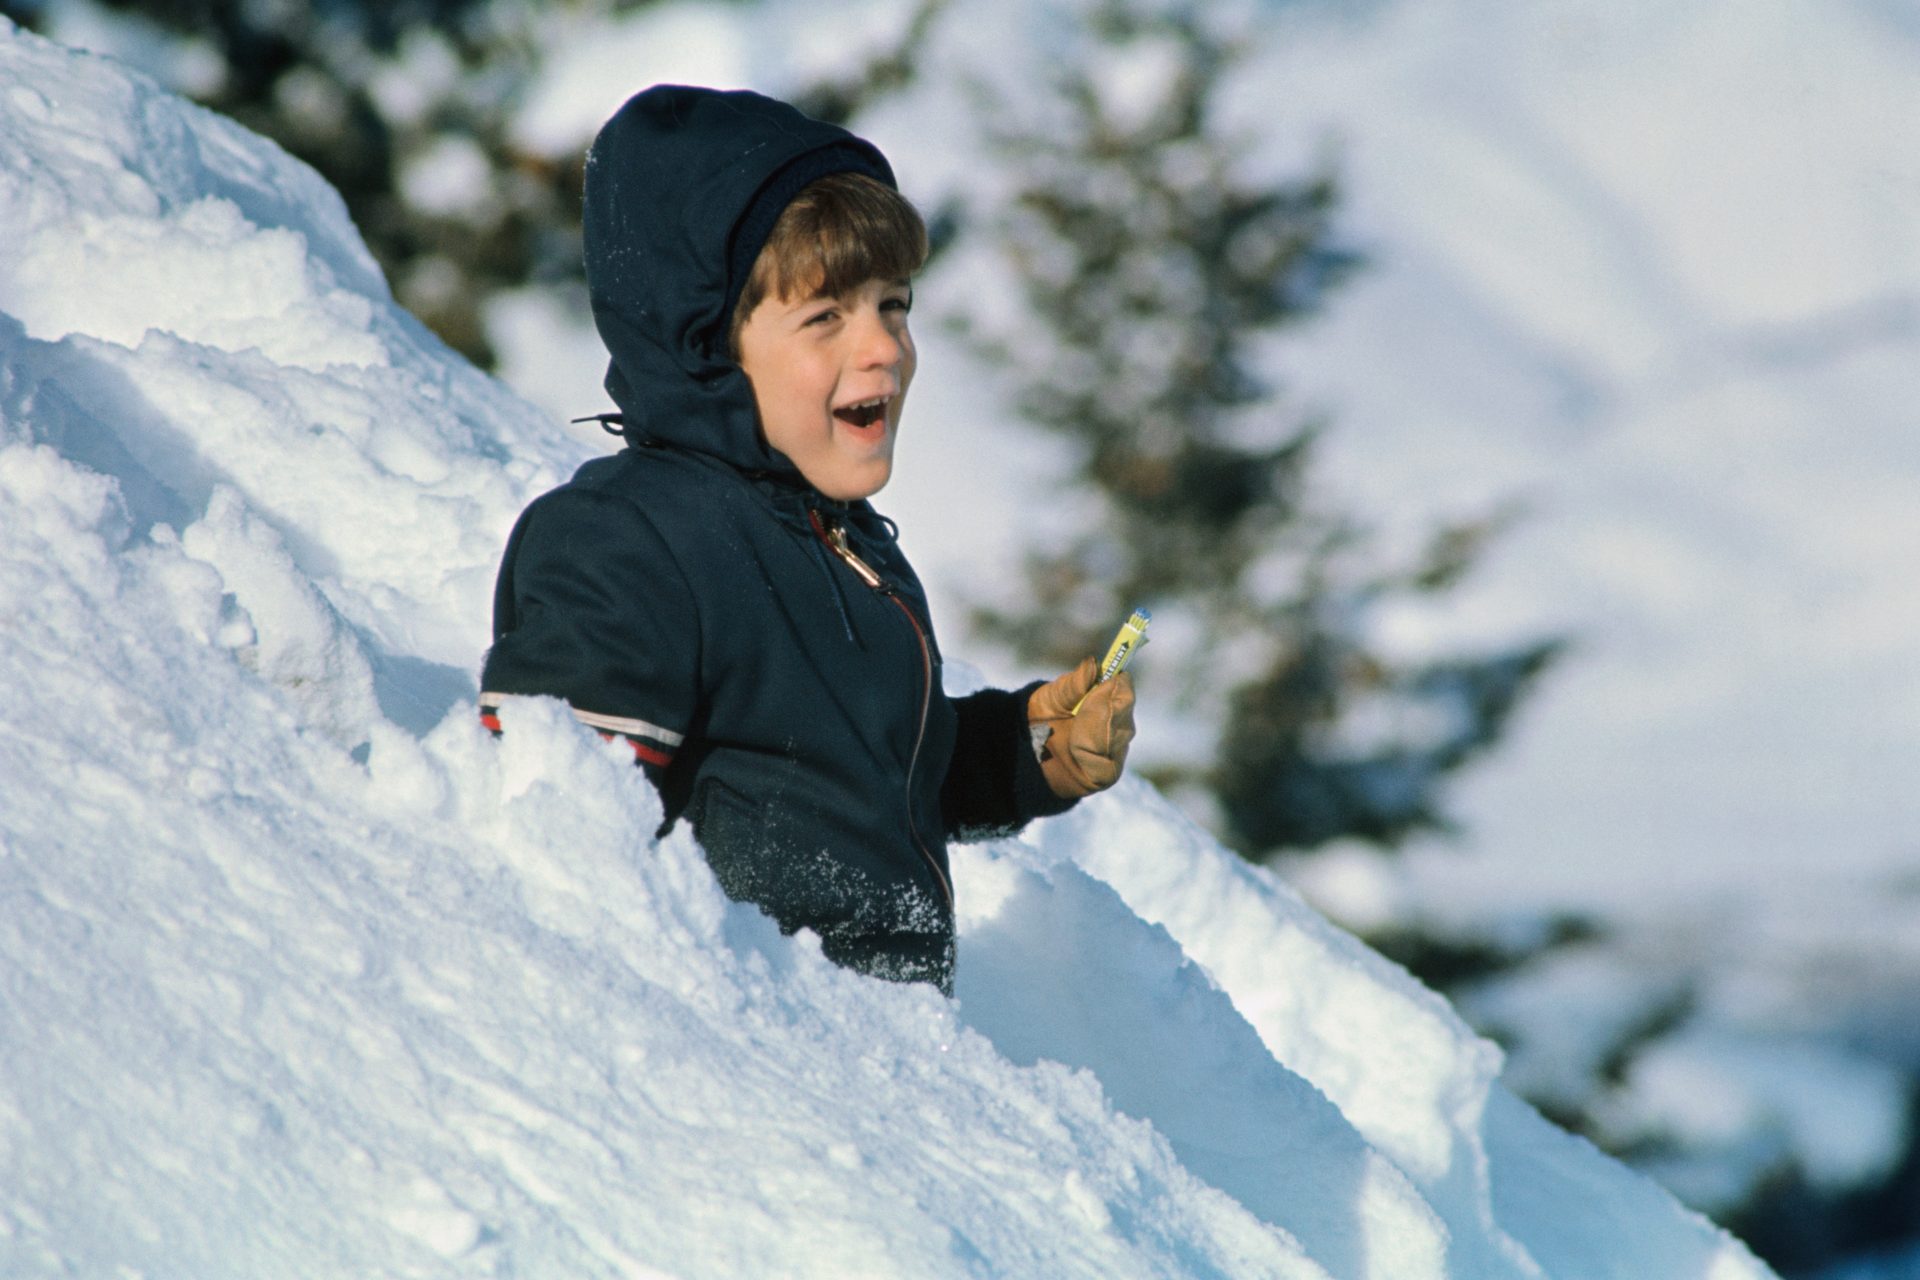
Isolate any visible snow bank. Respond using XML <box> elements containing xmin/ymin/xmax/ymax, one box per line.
<box><xmin>0</xmin><ymin>22</ymin><xmax>1770</xmax><ymax>1278</ymax></box>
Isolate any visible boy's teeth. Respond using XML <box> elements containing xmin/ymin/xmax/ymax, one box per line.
<box><xmin>836</xmin><ymin>397</ymin><xmax>888</xmax><ymax>426</ymax></box>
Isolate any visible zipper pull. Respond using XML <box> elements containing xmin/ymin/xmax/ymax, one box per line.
<box><xmin>818</xmin><ymin>514</ymin><xmax>886</xmax><ymax>591</ymax></box>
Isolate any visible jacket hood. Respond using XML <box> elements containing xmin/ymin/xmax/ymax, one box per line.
<box><xmin>582</xmin><ymin>85</ymin><xmax>895</xmax><ymax>476</ymax></box>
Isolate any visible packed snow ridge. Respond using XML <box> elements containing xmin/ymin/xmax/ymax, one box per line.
<box><xmin>0</xmin><ymin>24</ymin><xmax>1772</xmax><ymax>1279</ymax></box>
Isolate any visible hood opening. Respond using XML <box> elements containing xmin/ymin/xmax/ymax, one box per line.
<box><xmin>579</xmin><ymin>85</ymin><xmax>897</xmax><ymax>479</ymax></box>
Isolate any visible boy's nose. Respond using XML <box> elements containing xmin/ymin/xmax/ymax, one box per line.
<box><xmin>854</xmin><ymin>313</ymin><xmax>908</xmax><ymax>370</ymax></box>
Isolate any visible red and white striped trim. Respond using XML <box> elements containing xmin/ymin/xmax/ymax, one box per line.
<box><xmin>480</xmin><ymin>692</ymin><xmax>684</xmax><ymax>766</ymax></box>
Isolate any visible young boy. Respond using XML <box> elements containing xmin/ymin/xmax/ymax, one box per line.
<box><xmin>479</xmin><ymin>85</ymin><xmax>1135</xmax><ymax>994</ymax></box>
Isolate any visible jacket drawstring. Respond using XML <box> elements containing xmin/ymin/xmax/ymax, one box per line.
<box><xmin>570</xmin><ymin>411</ymin><xmax>630</xmax><ymax>439</ymax></box>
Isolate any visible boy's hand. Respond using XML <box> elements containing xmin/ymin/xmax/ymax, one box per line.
<box><xmin>1028</xmin><ymin>657</ymin><xmax>1136</xmax><ymax>800</ymax></box>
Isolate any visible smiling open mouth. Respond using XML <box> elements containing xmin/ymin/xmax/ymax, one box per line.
<box><xmin>833</xmin><ymin>396</ymin><xmax>890</xmax><ymax>428</ymax></box>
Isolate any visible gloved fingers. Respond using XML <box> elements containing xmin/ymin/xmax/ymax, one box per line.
<box><xmin>1028</xmin><ymin>655</ymin><xmax>1102</xmax><ymax>723</ymax></box>
<box><xmin>1072</xmin><ymin>671</ymin><xmax>1136</xmax><ymax>755</ymax></box>
<box><xmin>1050</xmin><ymin>673</ymin><xmax>1132</xmax><ymax>793</ymax></box>
<box><xmin>1031</xmin><ymin>660</ymin><xmax>1140</xmax><ymax>799</ymax></box>
<box><xmin>1075</xmin><ymin>679</ymin><xmax>1128</xmax><ymax>782</ymax></box>
<box><xmin>1108</xmin><ymin>672</ymin><xmax>1136</xmax><ymax>760</ymax></box>
<box><xmin>1066</xmin><ymin>742</ymin><xmax>1121</xmax><ymax>790</ymax></box>
<box><xmin>1103</xmin><ymin>669</ymin><xmax>1137</xmax><ymax>728</ymax></box>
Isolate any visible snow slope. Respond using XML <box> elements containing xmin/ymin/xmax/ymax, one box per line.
<box><xmin>0</xmin><ymin>21</ymin><xmax>1769</xmax><ymax>1278</ymax></box>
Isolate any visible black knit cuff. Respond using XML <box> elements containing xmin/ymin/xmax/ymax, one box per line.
<box><xmin>1008</xmin><ymin>679</ymin><xmax>1078</xmax><ymax>822</ymax></box>
<box><xmin>942</xmin><ymin>681</ymin><xmax>1076</xmax><ymax>843</ymax></box>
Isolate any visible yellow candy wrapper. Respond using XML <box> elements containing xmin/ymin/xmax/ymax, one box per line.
<box><xmin>1072</xmin><ymin>607</ymin><xmax>1150</xmax><ymax>714</ymax></box>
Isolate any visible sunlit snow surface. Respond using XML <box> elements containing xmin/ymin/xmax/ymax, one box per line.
<box><xmin>0</xmin><ymin>22</ymin><xmax>1776</xmax><ymax>1279</ymax></box>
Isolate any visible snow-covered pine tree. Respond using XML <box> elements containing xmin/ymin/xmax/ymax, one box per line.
<box><xmin>952</xmin><ymin>0</ymin><xmax>1561</xmax><ymax>856</ymax></box>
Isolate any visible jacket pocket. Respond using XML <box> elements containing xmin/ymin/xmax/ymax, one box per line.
<box><xmin>690</xmin><ymin>776</ymin><xmax>765</xmax><ymax>904</ymax></box>
<box><xmin>689</xmin><ymin>774</ymin><xmax>871</xmax><ymax>939</ymax></box>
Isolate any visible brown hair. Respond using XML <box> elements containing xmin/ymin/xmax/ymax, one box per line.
<box><xmin>729</xmin><ymin>172</ymin><xmax>929</xmax><ymax>355</ymax></box>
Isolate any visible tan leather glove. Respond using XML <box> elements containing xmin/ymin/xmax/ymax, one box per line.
<box><xmin>1027</xmin><ymin>657</ymin><xmax>1137</xmax><ymax>800</ymax></box>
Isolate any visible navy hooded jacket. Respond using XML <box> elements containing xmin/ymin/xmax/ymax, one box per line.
<box><xmin>479</xmin><ymin>86</ymin><xmax>1072</xmax><ymax>992</ymax></box>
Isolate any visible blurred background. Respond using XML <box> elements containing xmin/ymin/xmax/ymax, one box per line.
<box><xmin>5</xmin><ymin>0</ymin><xmax>1915</xmax><ymax>1273</ymax></box>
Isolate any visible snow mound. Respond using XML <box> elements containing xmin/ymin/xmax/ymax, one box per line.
<box><xmin>0</xmin><ymin>22</ymin><xmax>1771</xmax><ymax>1279</ymax></box>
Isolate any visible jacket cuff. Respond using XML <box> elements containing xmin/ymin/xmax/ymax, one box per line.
<box><xmin>1008</xmin><ymin>679</ymin><xmax>1079</xmax><ymax>822</ymax></box>
<box><xmin>943</xmin><ymin>681</ymin><xmax>1077</xmax><ymax>843</ymax></box>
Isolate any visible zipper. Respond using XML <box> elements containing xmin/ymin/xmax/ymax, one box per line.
<box><xmin>822</xmin><ymin>520</ymin><xmax>884</xmax><ymax>589</ymax></box>
<box><xmin>807</xmin><ymin>509</ymin><xmax>953</xmax><ymax>911</ymax></box>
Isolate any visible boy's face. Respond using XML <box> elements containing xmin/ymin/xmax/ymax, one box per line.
<box><xmin>735</xmin><ymin>275</ymin><xmax>915</xmax><ymax>502</ymax></box>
